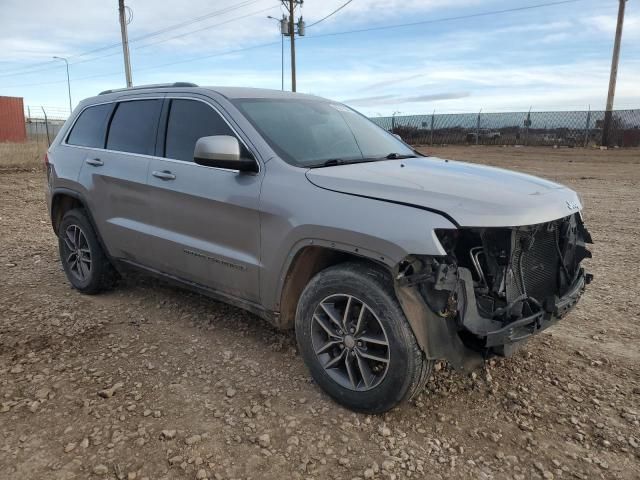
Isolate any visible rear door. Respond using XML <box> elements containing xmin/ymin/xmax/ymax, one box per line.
<box><xmin>145</xmin><ymin>97</ymin><xmax>262</xmax><ymax>303</ymax></box>
<box><xmin>77</xmin><ymin>97</ymin><xmax>163</xmax><ymax>266</ymax></box>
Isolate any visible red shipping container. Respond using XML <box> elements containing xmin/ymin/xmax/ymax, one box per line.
<box><xmin>0</xmin><ymin>96</ymin><xmax>27</xmax><ymax>143</ymax></box>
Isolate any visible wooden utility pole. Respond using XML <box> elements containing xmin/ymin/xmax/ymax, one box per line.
<box><xmin>288</xmin><ymin>0</ymin><xmax>297</xmax><ymax>92</ymax></box>
<box><xmin>282</xmin><ymin>0</ymin><xmax>304</xmax><ymax>92</ymax></box>
<box><xmin>602</xmin><ymin>0</ymin><xmax>627</xmax><ymax>146</ymax></box>
<box><xmin>118</xmin><ymin>0</ymin><xmax>133</xmax><ymax>88</ymax></box>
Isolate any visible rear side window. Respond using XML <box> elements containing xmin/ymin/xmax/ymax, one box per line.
<box><xmin>66</xmin><ymin>103</ymin><xmax>113</xmax><ymax>148</ymax></box>
<box><xmin>164</xmin><ymin>99</ymin><xmax>234</xmax><ymax>162</ymax></box>
<box><xmin>107</xmin><ymin>100</ymin><xmax>163</xmax><ymax>155</ymax></box>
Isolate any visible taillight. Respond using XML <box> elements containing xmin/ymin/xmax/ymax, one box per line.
<box><xmin>44</xmin><ymin>153</ymin><xmax>49</xmax><ymax>165</ymax></box>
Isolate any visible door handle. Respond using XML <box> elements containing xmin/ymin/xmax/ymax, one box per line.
<box><xmin>85</xmin><ymin>158</ymin><xmax>104</xmax><ymax>167</ymax></box>
<box><xmin>152</xmin><ymin>170</ymin><xmax>176</xmax><ymax>180</ymax></box>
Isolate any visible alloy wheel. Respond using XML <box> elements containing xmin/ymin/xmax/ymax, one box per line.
<box><xmin>311</xmin><ymin>294</ymin><xmax>390</xmax><ymax>391</ymax></box>
<box><xmin>62</xmin><ymin>225</ymin><xmax>92</xmax><ymax>282</ymax></box>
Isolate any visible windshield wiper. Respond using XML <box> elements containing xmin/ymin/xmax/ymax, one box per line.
<box><xmin>385</xmin><ymin>153</ymin><xmax>418</xmax><ymax>159</ymax></box>
<box><xmin>307</xmin><ymin>154</ymin><xmax>418</xmax><ymax>168</ymax></box>
<box><xmin>308</xmin><ymin>158</ymin><xmax>379</xmax><ymax>168</ymax></box>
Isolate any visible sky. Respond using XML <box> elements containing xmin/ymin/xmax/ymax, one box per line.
<box><xmin>0</xmin><ymin>0</ymin><xmax>638</xmax><ymax>118</ymax></box>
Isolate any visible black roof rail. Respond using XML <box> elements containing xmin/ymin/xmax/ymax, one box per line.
<box><xmin>99</xmin><ymin>82</ymin><xmax>199</xmax><ymax>95</ymax></box>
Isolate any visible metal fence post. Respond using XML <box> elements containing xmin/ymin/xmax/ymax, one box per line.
<box><xmin>583</xmin><ymin>106</ymin><xmax>591</xmax><ymax>148</ymax></box>
<box><xmin>476</xmin><ymin>109</ymin><xmax>481</xmax><ymax>145</ymax></box>
<box><xmin>430</xmin><ymin>110</ymin><xmax>435</xmax><ymax>145</ymax></box>
<box><xmin>41</xmin><ymin>106</ymin><xmax>51</xmax><ymax>146</ymax></box>
<box><xmin>524</xmin><ymin>108</ymin><xmax>532</xmax><ymax>146</ymax></box>
<box><xmin>26</xmin><ymin>106</ymin><xmax>32</xmax><ymax>143</ymax></box>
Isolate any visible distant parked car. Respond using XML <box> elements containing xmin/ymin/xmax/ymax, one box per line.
<box><xmin>44</xmin><ymin>83</ymin><xmax>593</xmax><ymax>413</ymax></box>
<box><xmin>467</xmin><ymin>129</ymin><xmax>501</xmax><ymax>142</ymax></box>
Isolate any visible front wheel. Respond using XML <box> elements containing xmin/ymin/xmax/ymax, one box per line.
<box><xmin>295</xmin><ymin>262</ymin><xmax>432</xmax><ymax>413</ymax></box>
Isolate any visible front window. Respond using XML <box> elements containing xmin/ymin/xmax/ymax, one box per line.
<box><xmin>232</xmin><ymin>98</ymin><xmax>416</xmax><ymax>167</ymax></box>
<box><xmin>164</xmin><ymin>99</ymin><xmax>234</xmax><ymax>162</ymax></box>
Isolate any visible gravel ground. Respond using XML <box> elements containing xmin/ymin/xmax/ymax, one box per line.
<box><xmin>1</xmin><ymin>146</ymin><xmax>638</xmax><ymax>480</ymax></box>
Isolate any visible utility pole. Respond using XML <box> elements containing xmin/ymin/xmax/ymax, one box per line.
<box><xmin>288</xmin><ymin>0</ymin><xmax>297</xmax><ymax>92</ymax></box>
<box><xmin>602</xmin><ymin>0</ymin><xmax>627</xmax><ymax>146</ymax></box>
<box><xmin>283</xmin><ymin>0</ymin><xmax>304</xmax><ymax>92</ymax></box>
<box><xmin>118</xmin><ymin>0</ymin><xmax>133</xmax><ymax>88</ymax></box>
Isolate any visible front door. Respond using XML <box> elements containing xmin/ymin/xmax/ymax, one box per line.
<box><xmin>145</xmin><ymin>97</ymin><xmax>262</xmax><ymax>303</ymax></box>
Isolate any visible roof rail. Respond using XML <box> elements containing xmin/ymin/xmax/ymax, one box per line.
<box><xmin>99</xmin><ymin>82</ymin><xmax>199</xmax><ymax>95</ymax></box>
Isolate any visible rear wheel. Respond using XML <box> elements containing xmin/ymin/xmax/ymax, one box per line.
<box><xmin>295</xmin><ymin>262</ymin><xmax>432</xmax><ymax>413</ymax></box>
<box><xmin>58</xmin><ymin>209</ymin><xmax>118</xmax><ymax>294</ymax></box>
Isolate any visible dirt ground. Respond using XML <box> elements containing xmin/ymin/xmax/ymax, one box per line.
<box><xmin>1</xmin><ymin>146</ymin><xmax>638</xmax><ymax>480</ymax></box>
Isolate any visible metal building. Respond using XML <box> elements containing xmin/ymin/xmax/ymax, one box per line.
<box><xmin>0</xmin><ymin>96</ymin><xmax>27</xmax><ymax>143</ymax></box>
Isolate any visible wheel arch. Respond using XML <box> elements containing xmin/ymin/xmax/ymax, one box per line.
<box><xmin>51</xmin><ymin>188</ymin><xmax>85</xmax><ymax>235</ymax></box>
<box><xmin>276</xmin><ymin>243</ymin><xmax>391</xmax><ymax>330</ymax></box>
<box><xmin>50</xmin><ymin>188</ymin><xmax>111</xmax><ymax>261</ymax></box>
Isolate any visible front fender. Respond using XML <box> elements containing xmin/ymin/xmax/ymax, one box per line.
<box><xmin>260</xmin><ymin>193</ymin><xmax>456</xmax><ymax>312</ymax></box>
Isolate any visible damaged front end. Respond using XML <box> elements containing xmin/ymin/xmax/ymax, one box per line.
<box><xmin>395</xmin><ymin>213</ymin><xmax>593</xmax><ymax>368</ymax></box>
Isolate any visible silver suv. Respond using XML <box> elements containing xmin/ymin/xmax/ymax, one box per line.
<box><xmin>45</xmin><ymin>83</ymin><xmax>592</xmax><ymax>413</ymax></box>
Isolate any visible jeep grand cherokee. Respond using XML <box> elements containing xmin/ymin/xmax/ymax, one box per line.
<box><xmin>45</xmin><ymin>83</ymin><xmax>592</xmax><ymax>413</ymax></box>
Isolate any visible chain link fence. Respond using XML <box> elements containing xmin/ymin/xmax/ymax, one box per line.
<box><xmin>17</xmin><ymin>105</ymin><xmax>640</xmax><ymax>148</ymax></box>
<box><xmin>24</xmin><ymin>106</ymin><xmax>67</xmax><ymax>145</ymax></box>
<box><xmin>371</xmin><ymin>109</ymin><xmax>640</xmax><ymax>148</ymax></box>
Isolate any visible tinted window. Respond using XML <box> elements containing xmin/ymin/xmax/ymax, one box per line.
<box><xmin>165</xmin><ymin>99</ymin><xmax>234</xmax><ymax>162</ymax></box>
<box><xmin>66</xmin><ymin>103</ymin><xmax>113</xmax><ymax>148</ymax></box>
<box><xmin>107</xmin><ymin>100</ymin><xmax>162</xmax><ymax>155</ymax></box>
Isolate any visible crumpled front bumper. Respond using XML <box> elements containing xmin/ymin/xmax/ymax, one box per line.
<box><xmin>483</xmin><ymin>268</ymin><xmax>589</xmax><ymax>348</ymax></box>
<box><xmin>394</xmin><ymin>257</ymin><xmax>592</xmax><ymax>370</ymax></box>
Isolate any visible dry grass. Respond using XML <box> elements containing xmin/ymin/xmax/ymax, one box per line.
<box><xmin>0</xmin><ymin>141</ymin><xmax>48</xmax><ymax>171</ymax></box>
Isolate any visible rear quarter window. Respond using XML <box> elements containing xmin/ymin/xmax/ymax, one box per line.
<box><xmin>107</xmin><ymin>99</ymin><xmax>163</xmax><ymax>155</ymax></box>
<box><xmin>66</xmin><ymin>103</ymin><xmax>114</xmax><ymax>148</ymax></box>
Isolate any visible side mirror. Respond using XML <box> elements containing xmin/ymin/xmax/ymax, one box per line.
<box><xmin>193</xmin><ymin>135</ymin><xmax>257</xmax><ymax>172</ymax></box>
<box><xmin>392</xmin><ymin>133</ymin><xmax>402</xmax><ymax>141</ymax></box>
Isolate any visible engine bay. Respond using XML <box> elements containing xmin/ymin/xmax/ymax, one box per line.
<box><xmin>398</xmin><ymin>213</ymin><xmax>593</xmax><ymax>353</ymax></box>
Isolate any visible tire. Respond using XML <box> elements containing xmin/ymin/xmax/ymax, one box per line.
<box><xmin>295</xmin><ymin>262</ymin><xmax>432</xmax><ymax>413</ymax></box>
<box><xmin>58</xmin><ymin>208</ymin><xmax>118</xmax><ymax>294</ymax></box>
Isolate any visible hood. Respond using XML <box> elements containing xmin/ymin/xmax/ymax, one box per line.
<box><xmin>305</xmin><ymin>156</ymin><xmax>582</xmax><ymax>227</ymax></box>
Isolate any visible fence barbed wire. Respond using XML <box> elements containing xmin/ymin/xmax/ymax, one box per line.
<box><xmin>371</xmin><ymin>108</ymin><xmax>640</xmax><ymax>147</ymax></box>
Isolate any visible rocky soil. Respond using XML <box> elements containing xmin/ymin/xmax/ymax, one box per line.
<box><xmin>1</xmin><ymin>146</ymin><xmax>638</xmax><ymax>479</ymax></box>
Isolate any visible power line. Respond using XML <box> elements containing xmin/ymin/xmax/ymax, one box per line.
<box><xmin>133</xmin><ymin>40</ymin><xmax>280</xmax><ymax>72</ymax></box>
<box><xmin>308</xmin><ymin>0</ymin><xmax>355</xmax><ymax>28</ymax></box>
<box><xmin>0</xmin><ymin>0</ymin><xmax>588</xmax><ymax>89</ymax></box>
<box><xmin>0</xmin><ymin>60</ymin><xmax>60</xmax><ymax>78</ymax></box>
<box><xmin>68</xmin><ymin>0</ymin><xmax>266</xmax><ymax>60</ymax></box>
<box><xmin>0</xmin><ymin>41</ymin><xmax>281</xmax><ymax>89</ymax></box>
<box><xmin>126</xmin><ymin>0</ymin><xmax>265</xmax><ymax>45</ymax></box>
<box><xmin>131</xmin><ymin>5</ymin><xmax>277</xmax><ymax>52</ymax></box>
<box><xmin>50</xmin><ymin>5</ymin><xmax>279</xmax><ymax>69</ymax></box>
<box><xmin>0</xmin><ymin>0</ymin><xmax>267</xmax><ymax>78</ymax></box>
<box><xmin>305</xmin><ymin>0</ymin><xmax>585</xmax><ymax>38</ymax></box>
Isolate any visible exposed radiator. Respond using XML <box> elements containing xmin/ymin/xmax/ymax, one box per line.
<box><xmin>507</xmin><ymin>223</ymin><xmax>560</xmax><ymax>303</ymax></box>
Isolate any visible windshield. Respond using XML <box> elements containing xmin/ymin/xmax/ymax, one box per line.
<box><xmin>232</xmin><ymin>98</ymin><xmax>416</xmax><ymax>167</ymax></box>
